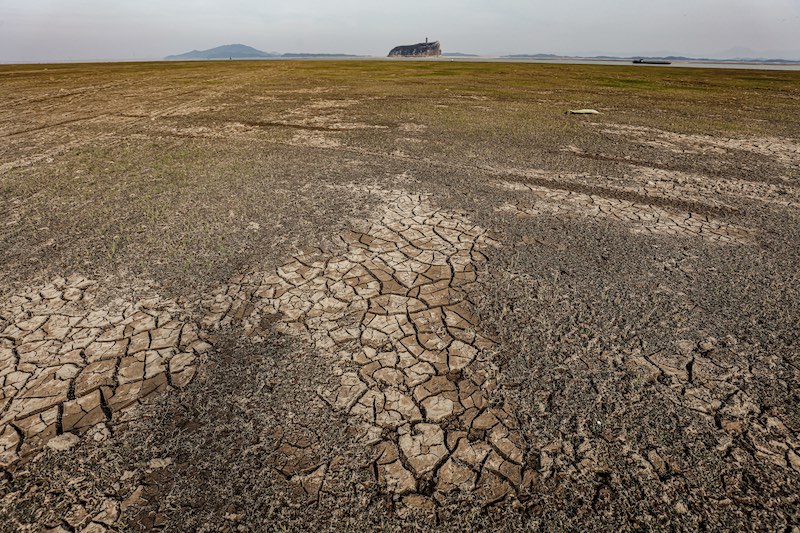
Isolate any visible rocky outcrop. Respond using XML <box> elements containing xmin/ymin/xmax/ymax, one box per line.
<box><xmin>388</xmin><ymin>41</ymin><xmax>441</xmax><ymax>58</ymax></box>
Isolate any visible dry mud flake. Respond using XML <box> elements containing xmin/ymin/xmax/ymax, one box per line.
<box><xmin>0</xmin><ymin>276</ymin><xmax>209</xmax><ymax>467</ymax></box>
<box><xmin>495</xmin><ymin>180</ymin><xmax>756</xmax><ymax>244</ymax></box>
<box><xmin>513</xmin><ymin>155</ymin><xmax>800</xmax><ymax>211</ymax></box>
<box><xmin>203</xmin><ymin>189</ymin><xmax>530</xmax><ymax>506</ymax></box>
<box><xmin>599</xmin><ymin>123</ymin><xmax>800</xmax><ymax>170</ymax></box>
<box><xmin>626</xmin><ymin>339</ymin><xmax>800</xmax><ymax>474</ymax></box>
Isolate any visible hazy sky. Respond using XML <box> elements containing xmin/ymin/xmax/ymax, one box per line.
<box><xmin>2</xmin><ymin>0</ymin><xmax>800</xmax><ymax>62</ymax></box>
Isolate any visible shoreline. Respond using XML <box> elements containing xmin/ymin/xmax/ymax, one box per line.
<box><xmin>2</xmin><ymin>55</ymin><xmax>800</xmax><ymax>71</ymax></box>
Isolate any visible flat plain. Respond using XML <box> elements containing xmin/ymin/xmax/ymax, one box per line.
<box><xmin>1</xmin><ymin>60</ymin><xmax>799</xmax><ymax>531</ymax></box>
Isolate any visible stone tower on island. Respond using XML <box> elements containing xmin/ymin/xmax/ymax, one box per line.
<box><xmin>388</xmin><ymin>39</ymin><xmax>442</xmax><ymax>57</ymax></box>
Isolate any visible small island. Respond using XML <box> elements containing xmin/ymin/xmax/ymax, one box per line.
<box><xmin>388</xmin><ymin>39</ymin><xmax>442</xmax><ymax>57</ymax></box>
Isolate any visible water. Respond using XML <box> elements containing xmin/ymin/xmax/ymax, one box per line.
<box><xmin>396</xmin><ymin>56</ymin><xmax>800</xmax><ymax>71</ymax></box>
<box><xmin>300</xmin><ymin>56</ymin><xmax>800</xmax><ymax>71</ymax></box>
<box><xmin>278</xmin><ymin>56</ymin><xmax>800</xmax><ymax>71</ymax></box>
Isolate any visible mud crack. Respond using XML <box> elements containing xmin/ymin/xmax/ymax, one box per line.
<box><xmin>202</xmin><ymin>189</ymin><xmax>529</xmax><ymax>503</ymax></box>
<box><xmin>0</xmin><ymin>277</ymin><xmax>208</xmax><ymax>466</ymax></box>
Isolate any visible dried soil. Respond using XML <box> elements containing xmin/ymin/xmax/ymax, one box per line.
<box><xmin>1</xmin><ymin>60</ymin><xmax>799</xmax><ymax>531</ymax></box>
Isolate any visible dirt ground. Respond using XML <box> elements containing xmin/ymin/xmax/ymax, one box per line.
<box><xmin>1</xmin><ymin>60</ymin><xmax>799</xmax><ymax>531</ymax></box>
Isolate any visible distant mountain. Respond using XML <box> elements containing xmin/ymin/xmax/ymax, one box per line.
<box><xmin>714</xmin><ymin>47</ymin><xmax>800</xmax><ymax>61</ymax></box>
<box><xmin>443</xmin><ymin>52</ymin><xmax>479</xmax><ymax>57</ymax></box>
<box><xmin>281</xmin><ymin>53</ymin><xmax>360</xmax><ymax>58</ymax></box>
<box><xmin>503</xmin><ymin>52</ymin><xmax>800</xmax><ymax>63</ymax></box>
<box><xmin>504</xmin><ymin>54</ymin><xmax>564</xmax><ymax>59</ymax></box>
<box><xmin>165</xmin><ymin>44</ymin><xmax>276</xmax><ymax>60</ymax></box>
<box><xmin>165</xmin><ymin>45</ymin><xmax>363</xmax><ymax>60</ymax></box>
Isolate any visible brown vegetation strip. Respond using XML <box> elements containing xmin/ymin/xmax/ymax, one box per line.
<box><xmin>240</xmin><ymin>120</ymin><xmax>348</xmax><ymax>132</ymax></box>
<box><xmin>0</xmin><ymin>116</ymin><xmax>104</xmax><ymax>138</ymax></box>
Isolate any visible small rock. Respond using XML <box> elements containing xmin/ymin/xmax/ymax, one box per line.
<box><xmin>721</xmin><ymin>419</ymin><xmax>743</xmax><ymax>433</ymax></box>
<box><xmin>699</xmin><ymin>338</ymin><xmax>717</xmax><ymax>352</ymax></box>
<box><xmin>92</xmin><ymin>425</ymin><xmax>112</xmax><ymax>442</ymax></box>
<box><xmin>47</xmin><ymin>433</ymin><xmax>80</xmax><ymax>451</ymax></box>
<box><xmin>788</xmin><ymin>449</ymin><xmax>800</xmax><ymax>472</ymax></box>
<box><xmin>93</xmin><ymin>500</ymin><xmax>120</xmax><ymax>526</ymax></box>
<box><xmin>121</xmin><ymin>486</ymin><xmax>144</xmax><ymax>511</ymax></box>
<box><xmin>647</xmin><ymin>449</ymin><xmax>667</xmax><ymax>476</ymax></box>
<box><xmin>80</xmin><ymin>523</ymin><xmax>107</xmax><ymax>533</ymax></box>
<box><xmin>675</xmin><ymin>339</ymin><xmax>696</xmax><ymax>354</ymax></box>
<box><xmin>65</xmin><ymin>504</ymin><xmax>89</xmax><ymax>528</ymax></box>
<box><xmin>148</xmin><ymin>457</ymin><xmax>173</xmax><ymax>469</ymax></box>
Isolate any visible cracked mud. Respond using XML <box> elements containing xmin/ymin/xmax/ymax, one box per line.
<box><xmin>202</xmin><ymin>190</ymin><xmax>528</xmax><ymax>503</ymax></box>
<box><xmin>627</xmin><ymin>339</ymin><xmax>800</xmax><ymax>473</ymax></box>
<box><xmin>599</xmin><ymin>123</ymin><xmax>800</xmax><ymax>171</ymax></box>
<box><xmin>1</xmin><ymin>187</ymin><xmax>530</xmax><ymax>514</ymax></box>
<box><xmin>494</xmin><ymin>180</ymin><xmax>757</xmax><ymax>244</ymax></box>
<box><xmin>0</xmin><ymin>277</ymin><xmax>209</xmax><ymax>467</ymax></box>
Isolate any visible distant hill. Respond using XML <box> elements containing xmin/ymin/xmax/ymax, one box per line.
<box><xmin>503</xmin><ymin>52</ymin><xmax>800</xmax><ymax>63</ymax></box>
<box><xmin>166</xmin><ymin>45</ymin><xmax>362</xmax><ymax>61</ymax></box>
<box><xmin>504</xmin><ymin>54</ymin><xmax>564</xmax><ymax>59</ymax></box>
<box><xmin>281</xmin><ymin>53</ymin><xmax>360</xmax><ymax>58</ymax></box>
<box><xmin>165</xmin><ymin>44</ymin><xmax>276</xmax><ymax>60</ymax></box>
<box><xmin>443</xmin><ymin>52</ymin><xmax>479</xmax><ymax>57</ymax></box>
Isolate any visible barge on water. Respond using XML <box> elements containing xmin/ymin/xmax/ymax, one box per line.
<box><xmin>633</xmin><ymin>58</ymin><xmax>672</xmax><ymax>65</ymax></box>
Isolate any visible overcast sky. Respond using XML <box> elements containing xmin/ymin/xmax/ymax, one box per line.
<box><xmin>2</xmin><ymin>0</ymin><xmax>800</xmax><ymax>62</ymax></box>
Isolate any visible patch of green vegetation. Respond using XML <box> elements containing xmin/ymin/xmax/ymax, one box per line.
<box><xmin>596</xmin><ymin>77</ymin><xmax>666</xmax><ymax>90</ymax></box>
<box><xmin>1</xmin><ymin>57</ymin><xmax>798</xmax><ymax>293</ymax></box>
